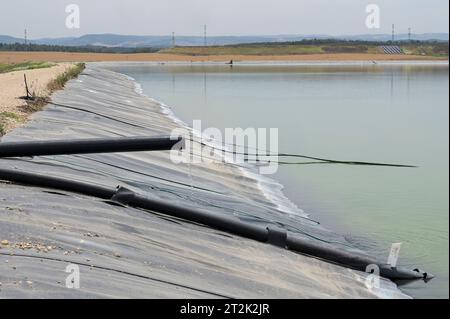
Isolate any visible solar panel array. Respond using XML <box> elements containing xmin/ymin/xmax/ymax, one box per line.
<box><xmin>382</xmin><ymin>46</ymin><xmax>404</xmax><ymax>54</ymax></box>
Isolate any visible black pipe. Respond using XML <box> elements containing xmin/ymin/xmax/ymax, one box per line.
<box><xmin>0</xmin><ymin>167</ymin><xmax>432</xmax><ymax>282</ymax></box>
<box><xmin>285</xmin><ymin>235</ymin><xmax>428</xmax><ymax>280</ymax></box>
<box><xmin>0</xmin><ymin>168</ymin><xmax>115</xmax><ymax>199</ymax></box>
<box><xmin>130</xmin><ymin>190</ymin><xmax>268</xmax><ymax>242</ymax></box>
<box><xmin>0</xmin><ymin>136</ymin><xmax>182</xmax><ymax>158</ymax></box>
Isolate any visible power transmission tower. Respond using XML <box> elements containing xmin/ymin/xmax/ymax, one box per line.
<box><xmin>408</xmin><ymin>27</ymin><xmax>411</xmax><ymax>42</ymax></box>
<box><xmin>172</xmin><ymin>32</ymin><xmax>176</xmax><ymax>47</ymax></box>
<box><xmin>392</xmin><ymin>24</ymin><xmax>395</xmax><ymax>42</ymax></box>
<box><xmin>204</xmin><ymin>24</ymin><xmax>207</xmax><ymax>47</ymax></box>
<box><xmin>24</xmin><ymin>28</ymin><xmax>27</xmax><ymax>45</ymax></box>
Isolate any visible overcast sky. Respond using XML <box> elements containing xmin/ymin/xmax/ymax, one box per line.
<box><xmin>1</xmin><ymin>0</ymin><xmax>448</xmax><ymax>39</ymax></box>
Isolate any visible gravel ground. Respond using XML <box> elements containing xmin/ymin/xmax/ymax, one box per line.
<box><xmin>0</xmin><ymin>63</ymin><xmax>72</xmax><ymax>134</ymax></box>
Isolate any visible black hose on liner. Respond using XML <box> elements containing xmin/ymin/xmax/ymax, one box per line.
<box><xmin>0</xmin><ymin>136</ymin><xmax>182</xmax><ymax>158</ymax></box>
<box><xmin>0</xmin><ymin>167</ymin><xmax>432</xmax><ymax>282</ymax></box>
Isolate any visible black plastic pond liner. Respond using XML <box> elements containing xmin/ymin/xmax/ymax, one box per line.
<box><xmin>0</xmin><ymin>136</ymin><xmax>182</xmax><ymax>158</ymax></box>
<box><xmin>0</xmin><ymin>167</ymin><xmax>432</xmax><ymax>282</ymax></box>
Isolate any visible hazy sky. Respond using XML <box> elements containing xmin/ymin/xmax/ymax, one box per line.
<box><xmin>1</xmin><ymin>0</ymin><xmax>448</xmax><ymax>38</ymax></box>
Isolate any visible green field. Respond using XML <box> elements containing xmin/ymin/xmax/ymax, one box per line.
<box><xmin>0</xmin><ymin>61</ymin><xmax>55</xmax><ymax>74</ymax></box>
<box><xmin>401</xmin><ymin>44</ymin><xmax>450</xmax><ymax>57</ymax></box>
<box><xmin>161</xmin><ymin>44</ymin><xmax>327</xmax><ymax>55</ymax></box>
<box><xmin>160</xmin><ymin>41</ymin><xmax>449</xmax><ymax>57</ymax></box>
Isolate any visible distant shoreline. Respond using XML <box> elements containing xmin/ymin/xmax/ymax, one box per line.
<box><xmin>1</xmin><ymin>51</ymin><xmax>447</xmax><ymax>64</ymax></box>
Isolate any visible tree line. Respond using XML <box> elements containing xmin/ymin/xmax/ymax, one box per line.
<box><xmin>0</xmin><ymin>43</ymin><xmax>160</xmax><ymax>53</ymax></box>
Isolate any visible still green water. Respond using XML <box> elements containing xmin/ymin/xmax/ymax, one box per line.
<box><xmin>106</xmin><ymin>62</ymin><xmax>449</xmax><ymax>298</ymax></box>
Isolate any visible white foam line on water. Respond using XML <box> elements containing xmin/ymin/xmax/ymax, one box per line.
<box><xmin>124</xmin><ymin>74</ymin><xmax>190</xmax><ymax>128</ymax></box>
<box><xmin>121</xmin><ymin>71</ymin><xmax>308</xmax><ymax>218</ymax></box>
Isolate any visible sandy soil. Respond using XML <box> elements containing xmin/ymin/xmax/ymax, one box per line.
<box><xmin>0</xmin><ymin>51</ymin><xmax>446</xmax><ymax>63</ymax></box>
<box><xmin>0</xmin><ymin>63</ymin><xmax>72</xmax><ymax>133</ymax></box>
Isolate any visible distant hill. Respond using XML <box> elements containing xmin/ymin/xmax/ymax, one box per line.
<box><xmin>0</xmin><ymin>35</ymin><xmax>25</xmax><ymax>44</ymax></box>
<box><xmin>1</xmin><ymin>33</ymin><xmax>448</xmax><ymax>48</ymax></box>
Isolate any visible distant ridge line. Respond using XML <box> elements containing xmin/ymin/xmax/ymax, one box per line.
<box><xmin>0</xmin><ymin>33</ymin><xmax>448</xmax><ymax>48</ymax></box>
